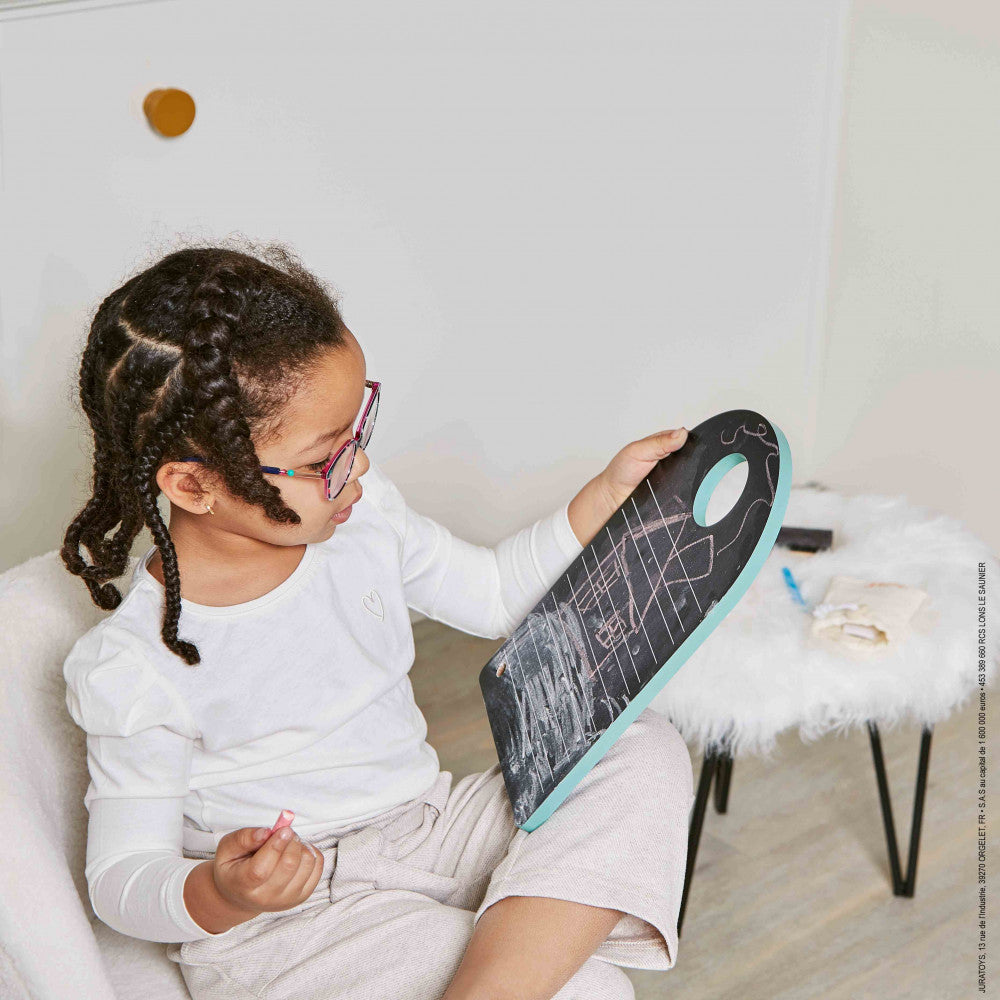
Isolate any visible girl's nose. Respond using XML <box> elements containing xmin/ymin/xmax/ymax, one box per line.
<box><xmin>352</xmin><ymin>447</ymin><xmax>371</xmax><ymax>480</ymax></box>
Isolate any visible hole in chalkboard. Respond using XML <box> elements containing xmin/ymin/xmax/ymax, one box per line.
<box><xmin>692</xmin><ymin>453</ymin><xmax>749</xmax><ymax>527</ymax></box>
<box><xmin>496</xmin><ymin>662</ymin><xmax>507</xmax><ymax>677</ymax></box>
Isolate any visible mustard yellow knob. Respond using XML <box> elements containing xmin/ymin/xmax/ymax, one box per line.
<box><xmin>143</xmin><ymin>88</ymin><xmax>196</xmax><ymax>137</ymax></box>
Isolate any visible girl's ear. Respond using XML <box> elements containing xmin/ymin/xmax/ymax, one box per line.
<box><xmin>156</xmin><ymin>462</ymin><xmax>214</xmax><ymax>514</ymax></box>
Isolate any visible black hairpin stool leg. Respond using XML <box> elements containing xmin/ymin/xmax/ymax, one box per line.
<box><xmin>679</xmin><ymin>740</ymin><xmax>730</xmax><ymax>936</ymax></box>
<box><xmin>714</xmin><ymin>747</ymin><xmax>734</xmax><ymax>814</ymax></box>
<box><xmin>867</xmin><ymin>721</ymin><xmax>933</xmax><ymax>897</ymax></box>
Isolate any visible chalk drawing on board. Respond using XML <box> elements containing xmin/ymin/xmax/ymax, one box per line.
<box><xmin>480</xmin><ymin>409</ymin><xmax>792</xmax><ymax>830</ymax></box>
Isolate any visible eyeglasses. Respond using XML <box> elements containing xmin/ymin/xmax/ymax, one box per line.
<box><xmin>181</xmin><ymin>379</ymin><xmax>380</xmax><ymax>502</ymax></box>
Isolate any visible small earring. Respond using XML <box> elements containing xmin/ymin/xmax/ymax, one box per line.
<box><xmin>205</xmin><ymin>503</ymin><xmax>215</xmax><ymax>515</ymax></box>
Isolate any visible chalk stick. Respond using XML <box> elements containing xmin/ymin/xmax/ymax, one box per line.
<box><xmin>269</xmin><ymin>809</ymin><xmax>295</xmax><ymax>834</ymax></box>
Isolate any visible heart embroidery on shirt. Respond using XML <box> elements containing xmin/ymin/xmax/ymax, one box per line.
<box><xmin>363</xmin><ymin>589</ymin><xmax>384</xmax><ymax>620</ymax></box>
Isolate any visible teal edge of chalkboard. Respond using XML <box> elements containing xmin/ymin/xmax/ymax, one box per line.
<box><xmin>518</xmin><ymin>419</ymin><xmax>793</xmax><ymax>832</ymax></box>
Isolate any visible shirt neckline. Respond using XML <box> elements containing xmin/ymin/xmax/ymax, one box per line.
<box><xmin>135</xmin><ymin>542</ymin><xmax>320</xmax><ymax>617</ymax></box>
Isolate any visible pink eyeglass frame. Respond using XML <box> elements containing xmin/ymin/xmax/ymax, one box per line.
<box><xmin>182</xmin><ymin>379</ymin><xmax>380</xmax><ymax>501</ymax></box>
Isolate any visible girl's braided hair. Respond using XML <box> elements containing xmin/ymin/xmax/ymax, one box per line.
<box><xmin>61</xmin><ymin>238</ymin><xmax>349</xmax><ymax>666</ymax></box>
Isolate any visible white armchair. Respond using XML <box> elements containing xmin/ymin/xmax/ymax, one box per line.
<box><xmin>0</xmin><ymin>550</ymin><xmax>189</xmax><ymax>1000</ymax></box>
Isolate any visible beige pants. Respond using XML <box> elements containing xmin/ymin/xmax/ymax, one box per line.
<box><xmin>166</xmin><ymin>707</ymin><xmax>695</xmax><ymax>999</ymax></box>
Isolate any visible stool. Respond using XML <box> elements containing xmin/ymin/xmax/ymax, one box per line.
<box><xmin>645</xmin><ymin>482</ymin><xmax>998</xmax><ymax>935</ymax></box>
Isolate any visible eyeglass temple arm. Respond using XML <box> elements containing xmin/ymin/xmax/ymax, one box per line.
<box><xmin>178</xmin><ymin>456</ymin><xmax>323</xmax><ymax>478</ymax></box>
<box><xmin>178</xmin><ymin>380</ymin><xmax>378</xmax><ymax>474</ymax></box>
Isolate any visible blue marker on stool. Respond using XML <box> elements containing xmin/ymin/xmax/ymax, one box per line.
<box><xmin>781</xmin><ymin>566</ymin><xmax>808</xmax><ymax>608</ymax></box>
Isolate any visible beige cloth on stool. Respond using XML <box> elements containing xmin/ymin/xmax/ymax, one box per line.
<box><xmin>811</xmin><ymin>575</ymin><xmax>929</xmax><ymax>655</ymax></box>
<box><xmin>166</xmin><ymin>707</ymin><xmax>694</xmax><ymax>1000</ymax></box>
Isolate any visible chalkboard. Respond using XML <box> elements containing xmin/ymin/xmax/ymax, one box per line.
<box><xmin>479</xmin><ymin>408</ymin><xmax>792</xmax><ymax>830</ymax></box>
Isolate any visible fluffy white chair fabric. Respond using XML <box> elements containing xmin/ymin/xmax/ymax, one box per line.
<box><xmin>0</xmin><ymin>486</ymin><xmax>995</xmax><ymax>999</ymax></box>
<box><xmin>0</xmin><ymin>551</ymin><xmax>190</xmax><ymax>1000</ymax></box>
<box><xmin>651</xmin><ymin>484</ymin><xmax>1000</xmax><ymax>758</ymax></box>
<box><xmin>0</xmin><ymin>548</ymin><xmax>187</xmax><ymax>1000</ymax></box>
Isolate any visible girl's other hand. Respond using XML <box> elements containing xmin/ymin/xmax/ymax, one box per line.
<box><xmin>211</xmin><ymin>825</ymin><xmax>324</xmax><ymax>916</ymax></box>
<box><xmin>599</xmin><ymin>427</ymin><xmax>688</xmax><ymax>511</ymax></box>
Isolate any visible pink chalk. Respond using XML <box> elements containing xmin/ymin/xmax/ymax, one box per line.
<box><xmin>269</xmin><ymin>809</ymin><xmax>295</xmax><ymax>834</ymax></box>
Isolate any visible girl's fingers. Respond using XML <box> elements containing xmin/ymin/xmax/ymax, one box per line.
<box><xmin>285</xmin><ymin>842</ymin><xmax>323</xmax><ymax>900</ymax></box>
<box><xmin>250</xmin><ymin>827</ymin><xmax>296</xmax><ymax>883</ymax></box>
<box><xmin>658</xmin><ymin>427</ymin><xmax>687</xmax><ymax>451</ymax></box>
<box><xmin>305</xmin><ymin>848</ymin><xmax>326</xmax><ymax>893</ymax></box>
<box><xmin>273</xmin><ymin>836</ymin><xmax>306</xmax><ymax>888</ymax></box>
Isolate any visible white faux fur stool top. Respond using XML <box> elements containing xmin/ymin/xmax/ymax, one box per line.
<box><xmin>650</xmin><ymin>482</ymin><xmax>1000</xmax><ymax>759</ymax></box>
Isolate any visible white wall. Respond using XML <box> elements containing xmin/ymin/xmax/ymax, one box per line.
<box><xmin>10</xmin><ymin>1</ymin><xmax>986</xmax><ymax>584</ymax></box>
<box><xmin>814</xmin><ymin>0</ymin><xmax>999</xmax><ymax>553</ymax></box>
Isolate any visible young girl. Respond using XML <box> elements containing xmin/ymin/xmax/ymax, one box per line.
<box><xmin>61</xmin><ymin>240</ymin><xmax>695</xmax><ymax>1000</ymax></box>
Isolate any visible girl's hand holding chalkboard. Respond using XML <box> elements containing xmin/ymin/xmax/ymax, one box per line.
<box><xmin>600</xmin><ymin>427</ymin><xmax>688</xmax><ymax>510</ymax></box>
<box><xmin>211</xmin><ymin>817</ymin><xmax>324</xmax><ymax>915</ymax></box>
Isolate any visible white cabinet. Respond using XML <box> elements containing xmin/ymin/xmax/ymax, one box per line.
<box><xmin>0</xmin><ymin>0</ymin><xmax>849</xmax><ymax>571</ymax></box>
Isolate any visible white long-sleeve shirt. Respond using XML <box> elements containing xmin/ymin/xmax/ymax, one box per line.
<box><xmin>63</xmin><ymin>458</ymin><xmax>584</xmax><ymax>944</ymax></box>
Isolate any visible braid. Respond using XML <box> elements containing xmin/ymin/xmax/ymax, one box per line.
<box><xmin>61</xmin><ymin>289</ymin><xmax>137</xmax><ymax>608</ymax></box>
<box><xmin>181</xmin><ymin>265</ymin><xmax>300</xmax><ymax>527</ymax></box>
<box><xmin>61</xmin><ymin>238</ymin><xmax>349</xmax><ymax>666</ymax></box>
<box><xmin>134</xmin><ymin>402</ymin><xmax>200</xmax><ymax>664</ymax></box>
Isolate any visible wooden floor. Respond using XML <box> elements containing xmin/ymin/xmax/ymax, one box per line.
<box><xmin>409</xmin><ymin>617</ymin><xmax>996</xmax><ymax>1000</ymax></box>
